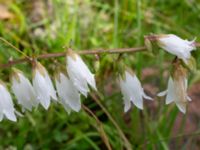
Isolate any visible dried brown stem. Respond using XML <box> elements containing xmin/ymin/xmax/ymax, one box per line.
<box><xmin>0</xmin><ymin>46</ymin><xmax>146</xmax><ymax>68</ymax></box>
<box><xmin>1</xmin><ymin>34</ymin><xmax>200</xmax><ymax>69</ymax></box>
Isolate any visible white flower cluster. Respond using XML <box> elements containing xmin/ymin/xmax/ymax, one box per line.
<box><xmin>0</xmin><ymin>50</ymin><xmax>96</xmax><ymax>122</ymax></box>
<box><xmin>120</xmin><ymin>34</ymin><xmax>195</xmax><ymax>113</ymax></box>
<box><xmin>156</xmin><ymin>34</ymin><xmax>195</xmax><ymax>113</ymax></box>
<box><xmin>0</xmin><ymin>34</ymin><xmax>195</xmax><ymax>122</ymax></box>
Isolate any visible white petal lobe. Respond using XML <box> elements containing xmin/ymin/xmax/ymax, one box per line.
<box><xmin>123</xmin><ymin>97</ymin><xmax>131</xmax><ymax>113</ymax></box>
<box><xmin>157</xmin><ymin>90</ymin><xmax>167</xmax><ymax>97</ymax></box>
<box><xmin>142</xmin><ymin>89</ymin><xmax>153</xmax><ymax>100</ymax></box>
<box><xmin>175</xmin><ymin>102</ymin><xmax>186</xmax><ymax>114</ymax></box>
<box><xmin>165</xmin><ymin>77</ymin><xmax>176</xmax><ymax>104</ymax></box>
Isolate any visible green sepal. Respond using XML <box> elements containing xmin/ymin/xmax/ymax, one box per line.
<box><xmin>54</xmin><ymin>65</ymin><xmax>69</xmax><ymax>83</ymax></box>
<box><xmin>144</xmin><ymin>38</ymin><xmax>153</xmax><ymax>52</ymax></box>
<box><xmin>182</xmin><ymin>56</ymin><xmax>197</xmax><ymax>73</ymax></box>
<box><xmin>94</xmin><ymin>60</ymin><xmax>100</xmax><ymax>72</ymax></box>
<box><xmin>10</xmin><ymin>67</ymin><xmax>22</xmax><ymax>83</ymax></box>
<box><xmin>190</xmin><ymin>70</ymin><xmax>200</xmax><ymax>84</ymax></box>
<box><xmin>114</xmin><ymin>60</ymin><xmax>126</xmax><ymax>78</ymax></box>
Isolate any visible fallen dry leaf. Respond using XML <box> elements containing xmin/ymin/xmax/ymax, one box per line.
<box><xmin>0</xmin><ymin>5</ymin><xmax>13</xmax><ymax>20</ymax></box>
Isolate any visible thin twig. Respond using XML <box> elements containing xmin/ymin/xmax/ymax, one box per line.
<box><xmin>0</xmin><ymin>46</ymin><xmax>147</xmax><ymax>68</ymax></box>
<box><xmin>0</xmin><ymin>35</ymin><xmax>199</xmax><ymax>69</ymax></box>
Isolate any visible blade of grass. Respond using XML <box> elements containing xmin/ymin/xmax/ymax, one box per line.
<box><xmin>90</xmin><ymin>93</ymin><xmax>132</xmax><ymax>150</ymax></box>
<box><xmin>113</xmin><ymin>0</ymin><xmax>119</xmax><ymax>48</ymax></box>
<box><xmin>82</xmin><ymin>105</ymin><xmax>112</xmax><ymax>150</ymax></box>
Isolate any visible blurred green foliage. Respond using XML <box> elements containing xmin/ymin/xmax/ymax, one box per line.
<box><xmin>0</xmin><ymin>0</ymin><xmax>200</xmax><ymax>149</ymax></box>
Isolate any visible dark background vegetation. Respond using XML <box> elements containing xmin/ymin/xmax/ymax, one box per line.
<box><xmin>0</xmin><ymin>0</ymin><xmax>200</xmax><ymax>149</ymax></box>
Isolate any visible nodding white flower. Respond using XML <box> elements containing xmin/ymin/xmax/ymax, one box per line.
<box><xmin>66</xmin><ymin>49</ymin><xmax>97</xmax><ymax>97</ymax></box>
<box><xmin>158</xmin><ymin>62</ymin><xmax>191</xmax><ymax>113</ymax></box>
<box><xmin>33</xmin><ymin>62</ymin><xmax>57</xmax><ymax>110</ymax></box>
<box><xmin>11</xmin><ymin>68</ymin><xmax>38</xmax><ymax>111</ymax></box>
<box><xmin>0</xmin><ymin>82</ymin><xmax>17</xmax><ymax>122</ymax></box>
<box><xmin>119</xmin><ymin>70</ymin><xmax>152</xmax><ymax>112</ymax></box>
<box><xmin>157</xmin><ymin>34</ymin><xmax>196</xmax><ymax>63</ymax></box>
<box><xmin>55</xmin><ymin>72</ymin><xmax>81</xmax><ymax>114</ymax></box>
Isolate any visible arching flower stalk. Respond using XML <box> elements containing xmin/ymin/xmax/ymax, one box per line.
<box><xmin>32</xmin><ymin>62</ymin><xmax>57</xmax><ymax>110</ymax></box>
<box><xmin>158</xmin><ymin>60</ymin><xmax>191</xmax><ymax>113</ymax></box>
<box><xmin>0</xmin><ymin>81</ymin><xmax>17</xmax><ymax>122</ymax></box>
<box><xmin>156</xmin><ymin>34</ymin><xmax>196</xmax><ymax>64</ymax></box>
<box><xmin>66</xmin><ymin>49</ymin><xmax>97</xmax><ymax>97</ymax></box>
<box><xmin>55</xmin><ymin>72</ymin><xmax>81</xmax><ymax>114</ymax></box>
<box><xmin>119</xmin><ymin>70</ymin><xmax>152</xmax><ymax>112</ymax></box>
<box><xmin>11</xmin><ymin>68</ymin><xmax>38</xmax><ymax>111</ymax></box>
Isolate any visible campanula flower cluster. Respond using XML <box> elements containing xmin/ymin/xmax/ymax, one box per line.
<box><xmin>0</xmin><ymin>34</ymin><xmax>196</xmax><ymax>122</ymax></box>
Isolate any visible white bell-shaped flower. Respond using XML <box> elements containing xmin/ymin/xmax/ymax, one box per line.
<box><xmin>158</xmin><ymin>77</ymin><xmax>191</xmax><ymax>113</ymax></box>
<box><xmin>158</xmin><ymin>61</ymin><xmax>191</xmax><ymax>113</ymax></box>
<box><xmin>119</xmin><ymin>70</ymin><xmax>152</xmax><ymax>112</ymax></box>
<box><xmin>32</xmin><ymin>62</ymin><xmax>57</xmax><ymax>109</ymax></box>
<box><xmin>55</xmin><ymin>72</ymin><xmax>81</xmax><ymax>114</ymax></box>
<box><xmin>157</xmin><ymin>34</ymin><xmax>196</xmax><ymax>63</ymax></box>
<box><xmin>66</xmin><ymin>49</ymin><xmax>97</xmax><ymax>97</ymax></box>
<box><xmin>0</xmin><ymin>82</ymin><xmax>17</xmax><ymax>122</ymax></box>
<box><xmin>11</xmin><ymin>68</ymin><xmax>38</xmax><ymax>111</ymax></box>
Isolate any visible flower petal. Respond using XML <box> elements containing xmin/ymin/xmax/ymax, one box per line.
<box><xmin>0</xmin><ymin>84</ymin><xmax>16</xmax><ymax>122</ymax></box>
<box><xmin>33</xmin><ymin>70</ymin><xmax>51</xmax><ymax>109</ymax></box>
<box><xmin>3</xmin><ymin>109</ymin><xmax>17</xmax><ymax>122</ymax></box>
<box><xmin>157</xmin><ymin>90</ymin><xmax>167</xmax><ymax>97</ymax></box>
<box><xmin>166</xmin><ymin>77</ymin><xmax>176</xmax><ymax>104</ymax></box>
<box><xmin>131</xmin><ymin>96</ymin><xmax>143</xmax><ymax>110</ymax></box>
<box><xmin>0</xmin><ymin>113</ymin><xmax>3</xmax><ymax>122</ymax></box>
<box><xmin>44</xmin><ymin>70</ymin><xmax>57</xmax><ymax>100</ymax></box>
<box><xmin>175</xmin><ymin>102</ymin><xmax>186</xmax><ymax>114</ymax></box>
<box><xmin>123</xmin><ymin>97</ymin><xmax>131</xmax><ymax>113</ymax></box>
<box><xmin>142</xmin><ymin>89</ymin><xmax>153</xmax><ymax>100</ymax></box>
<box><xmin>55</xmin><ymin>73</ymin><xmax>81</xmax><ymax>112</ymax></box>
<box><xmin>187</xmin><ymin>96</ymin><xmax>192</xmax><ymax>101</ymax></box>
<box><xmin>62</xmin><ymin>103</ymin><xmax>72</xmax><ymax>114</ymax></box>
